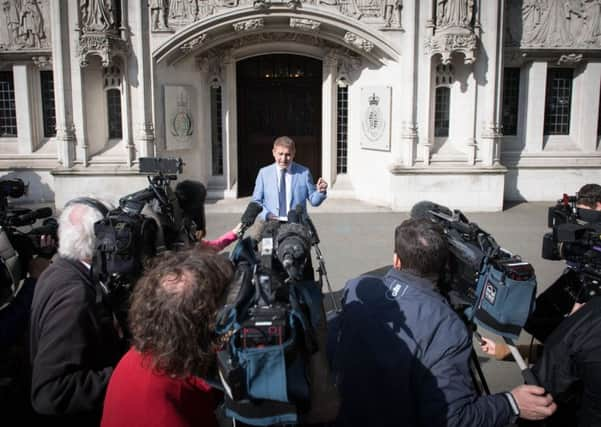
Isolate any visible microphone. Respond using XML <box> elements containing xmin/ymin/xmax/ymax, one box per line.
<box><xmin>410</xmin><ymin>201</ymin><xmax>453</xmax><ymax>220</ymax></box>
<box><xmin>8</xmin><ymin>207</ymin><xmax>53</xmax><ymax>226</ymax></box>
<box><xmin>238</xmin><ymin>201</ymin><xmax>263</xmax><ymax>237</ymax></box>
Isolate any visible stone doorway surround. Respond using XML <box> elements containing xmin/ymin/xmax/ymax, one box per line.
<box><xmin>152</xmin><ymin>4</ymin><xmax>399</xmax><ymax>199</ymax></box>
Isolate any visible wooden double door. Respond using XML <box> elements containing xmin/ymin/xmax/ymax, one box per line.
<box><xmin>236</xmin><ymin>54</ymin><xmax>322</xmax><ymax>196</ymax></box>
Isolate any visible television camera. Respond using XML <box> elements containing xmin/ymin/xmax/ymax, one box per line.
<box><xmin>411</xmin><ymin>201</ymin><xmax>539</xmax><ymax>388</ymax></box>
<box><xmin>216</xmin><ymin>203</ymin><xmax>339</xmax><ymax>425</ymax></box>
<box><xmin>542</xmin><ymin>194</ymin><xmax>601</xmax><ymax>304</ymax></box>
<box><xmin>0</xmin><ymin>178</ymin><xmax>57</xmax><ymax>306</ymax></box>
<box><xmin>91</xmin><ymin>158</ymin><xmax>202</xmax><ymax>334</ymax></box>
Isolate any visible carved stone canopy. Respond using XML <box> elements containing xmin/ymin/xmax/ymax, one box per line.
<box><xmin>153</xmin><ymin>8</ymin><xmax>399</xmax><ymax>66</ymax></box>
<box><xmin>427</xmin><ymin>0</ymin><xmax>478</xmax><ymax>65</ymax></box>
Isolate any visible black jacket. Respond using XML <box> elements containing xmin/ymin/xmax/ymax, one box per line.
<box><xmin>533</xmin><ymin>296</ymin><xmax>601</xmax><ymax>427</ymax></box>
<box><xmin>29</xmin><ymin>257</ymin><xmax>124</xmax><ymax>426</ymax></box>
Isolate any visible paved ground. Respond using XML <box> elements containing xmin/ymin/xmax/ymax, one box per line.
<box><xmin>205</xmin><ymin>197</ymin><xmax>566</xmax><ymax>396</ymax></box>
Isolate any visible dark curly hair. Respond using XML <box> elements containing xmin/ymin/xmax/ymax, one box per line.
<box><xmin>128</xmin><ymin>250</ymin><xmax>234</xmax><ymax>378</ymax></box>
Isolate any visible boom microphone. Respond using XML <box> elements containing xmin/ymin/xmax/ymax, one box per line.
<box><xmin>8</xmin><ymin>207</ymin><xmax>53</xmax><ymax>227</ymax></box>
<box><xmin>238</xmin><ymin>201</ymin><xmax>263</xmax><ymax>237</ymax></box>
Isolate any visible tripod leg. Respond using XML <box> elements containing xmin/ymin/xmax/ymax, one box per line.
<box><xmin>470</xmin><ymin>348</ymin><xmax>490</xmax><ymax>395</ymax></box>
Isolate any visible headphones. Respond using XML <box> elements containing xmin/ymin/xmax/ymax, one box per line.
<box><xmin>64</xmin><ymin>197</ymin><xmax>109</xmax><ymax>217</ymax></box>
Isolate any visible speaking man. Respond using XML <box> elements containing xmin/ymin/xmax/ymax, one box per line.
<box><xmin>252</xmin><ymin>136</ymin><xmax>327</xmax><ymax>221</ymax></box>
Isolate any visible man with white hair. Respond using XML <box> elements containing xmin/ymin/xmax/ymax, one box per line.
<box><xmin>29</xmin><ymin>197</ymin><xmax>125</xmax><ymax>425</ymax></box>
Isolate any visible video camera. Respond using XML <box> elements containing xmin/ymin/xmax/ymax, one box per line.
<box><xmin>91</xmin><ymin>158</ymin><xmax>203</xmax><ymax>334</ymax></box>
<box><xmin>411</xmin><ymin>201</ymin><xmax>537</xmax><ymax>341</ymax></box>
<box><xmin>0</xmin><ymin>178</ymin><xmax>57</xmax><ymax>305</ymax></box>
<box><xmin>541</xmin><ymin>194</ymin><xmax>601</xmax><ymax>303</ymax></box>
<box><xmin>216</xmin><ymin>203</ymin><xmax>338</xmax><ymax>426</ymax></box>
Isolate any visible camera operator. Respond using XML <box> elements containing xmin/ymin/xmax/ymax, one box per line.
<box><xmin>328</xmin><ymin>218</ymin><xmax>557</xmax><ymax>427</ymax></box>
<box><xmin>524</xmin><ymin>183</ymin><xmax>601</xmax><ymax>343</ymax></box>
<box><xmin>29</xmin><ymin>197</ymin><xmax>126</xmax><ymax>425</ymax></box>
<box><xmin>101</xmin><ymin>249</ymin><xmax>234</xmax><ymax>427</ymax></box>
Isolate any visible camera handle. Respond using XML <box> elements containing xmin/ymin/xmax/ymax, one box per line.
<box><xmin>503</xmin><ymin>337</ymin><xmax>540</xmax><ymax>386</ymax></box>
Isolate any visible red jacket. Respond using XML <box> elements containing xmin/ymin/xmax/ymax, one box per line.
<box><xmin>101</xmin><ymin>348</ymin><xmax>219</xmax><ymax>427</ymax></box>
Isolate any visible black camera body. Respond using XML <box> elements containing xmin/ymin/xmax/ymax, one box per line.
<box><xmin>0</xmin><ymin>178</ymin><xmax>57</xmax><ymax>303</ymax></box>
<box><xmin>541</xmin><ymin>195</ymin><xmax>601</xmax><ymax>303</ymax></box>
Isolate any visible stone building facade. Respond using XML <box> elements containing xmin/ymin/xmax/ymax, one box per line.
<box><xmin>0</xmin><ymin>0</ymin><xmax>600</xmax><ymax>210</ymax></box>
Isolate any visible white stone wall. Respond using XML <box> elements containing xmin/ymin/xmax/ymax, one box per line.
<box><xmin>0</xmin><ymin>1</ymin><xmax>599</xmax><ymax>211</ymax></box>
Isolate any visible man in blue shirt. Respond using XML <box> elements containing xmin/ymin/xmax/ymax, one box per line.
<box><xmin>328</xmin><ymin>218</ymin><xmax>557</xmax><ymax>426</ymax></box>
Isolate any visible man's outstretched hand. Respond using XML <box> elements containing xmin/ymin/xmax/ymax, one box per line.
<box><xmin>316</xmin><ymin>177</ymin><xmax>328</xmax><ymax>193</ymax></box>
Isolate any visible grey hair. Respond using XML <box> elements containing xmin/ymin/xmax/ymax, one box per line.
<box><xmin>58</xmin><ymin>201</ymin><xmax>106</xmax><ymax>261</ymax></box>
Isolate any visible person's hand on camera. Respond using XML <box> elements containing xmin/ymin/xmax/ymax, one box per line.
<box><xmin>232</xmin><ymin>223</ymin><xmax>243</xmax><ymax>235</ymax></box>
<box><xmin>510</xmin><ymin>385</ymin><xmax>557</xmax><ymax>420</ymax></box>
<box><xmin>316</xmin><ymin>177</ymin><xmax>328</xmax><ymax>193</ymax></box>
<box><xmin>480</xmin><ymin>336</ymin><xmax>498</xmax><ymax>357</ymax></box>
<box><xmin>195</xmin><ymin>229</ymin><xmax>206</xmax><ymax>241</ymax></box>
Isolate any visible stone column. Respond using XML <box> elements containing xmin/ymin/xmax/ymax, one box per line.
<box><xmin>129</xmin><ymin>0</ymin><xmax>155</xmax><ymax>160</ymax></box>
<box><xmin>573</xmin><ymin>62</ymin><xmax>601</xmax><ymax>152</ymax></box>
<box><xmin>322</xmin><ymin>51</ymin><xmax>337</xmax><ymax>187</ymax></box>
<box><xmin>522</xmin><ymin>61</ymin><xmax>547</xmax><ymax>152</ymax></box>
<box><xmin>70</xmin><ymin>0</ymin><xmax>88</xmax><ymax>165</ymax></box>
<box><xmin>397</xmin><ymin>0</ymin><xmax>418</xmax><ymax>167</ymax></box>
<box><xmin>50</xmin><ymin>1</ymin><xmax>76</xmax><ymax>167</ymax></box>
<box><xmin>477</xmin><ymin>0</ymin><xmax>503</xmax><ymax>166</ymax></box>
<box><xmin>13</xmin><ymin>64</ymin><xmax>38</xmax><ymax>154</ymax></box>
<box><xmin>222</xmin><ymin>52</ymin><xmax>237</xmax><ymax>196</ymax></box>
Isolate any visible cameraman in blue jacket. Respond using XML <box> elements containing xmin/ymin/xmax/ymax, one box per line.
<box><xmin>328</xmin><ymin>218</ymin><xmax>557</xmax><ymax>426</ymax></box>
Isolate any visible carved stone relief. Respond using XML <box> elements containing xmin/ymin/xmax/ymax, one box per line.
<box><xmin>151</xmin><ymin>0</ymin><xmax>402</xmax><ymax>33</ymax></box>
<box><xmin>0</xmin><ymin>0</ymin><xmax>50</xmax><ymax>50</ymax></box>
<box><xmin>180</xmin><ymin>33</ymin><xmax>208</xmax><ymax>53</ymax></box>
<box><xmin>506</xmin><ymin>0</ymin><xmax>601</xmax><ymax>48</ymax></box>
<box><xmin>289</xmin><ymin>17</ymin><xmax>320</xmax><ymax>31</ymax></box>
<box><xmin>344</xmin><ymin>31</ymin><xmax>373</xmax><ymax>52</ymax></box>
<box><xmin>427</xmin><ymin>0</ymin><xmax>477</xmax><ymax>64</ymax></box>
<box><xmin>78</xmin><ymin>0</ymin><xmax>129</xmax><ymax>67</ymax></box>
<box><xmin>233</xmin><ymin>18</ymin><xmax>264</xmax><ymax>31</ymax></box>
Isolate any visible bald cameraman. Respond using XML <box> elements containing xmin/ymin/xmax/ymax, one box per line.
<box><xmin>328</xmin><ymin>218</ymin><xmax>556</xmax><ymax>427</ymax></box>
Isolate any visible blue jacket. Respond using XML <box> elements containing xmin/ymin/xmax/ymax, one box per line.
<box><xmin>252</xmin><ymin>162</ymin><xmax>326</xmax><ymax>221</ymax></box>
<box><xmin>328</xmin><ymin>268</ymin><xmax>514</xmax><ymax>427</ymax></box>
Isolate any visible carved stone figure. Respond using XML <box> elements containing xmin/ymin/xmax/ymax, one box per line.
<box><xmin>19</xmin><ymin>0</ymin><xmax>45</xmax><ymax>47</ymax></box>
<box><xmin>150</xmin><ymin>0</ymin><xmax>169</xmax><ymax>31</ymax></box>
<box><xmin>382</xmin><ymin>0</ymin><xmax>401</xmax><ymax>28</ymax></box>
<box><xmin>524</xmin><ymin>0</ymin><xmax>573</xmax><ymax>46</ymax></box>
<box><xmin>581</xmin><ymin>0</ymin><xmax>601</xmax><ymax>44</ymax></box>
<box><xmin>81</xmin><ymin>0</ymin><xmax>116</xmax><ymax>32</ymax></box>
<box><xmin>522</xmin><ymin>0</ymin><xmax>542</xmax><ymax>39</ymax></box>
<box><xmin>436</xmin><ymin>0</ymin><xmax>473</xmax><ymax>28</ymax></box>
<box><xmin>0</xmin><ymin>0</ymin><xmax>20</xmax><ymax>48</ymax></box>
<box><xmin>169</xmin><ymin>0</ymin><xmax>197</xmax><ymax>24</ymax></box>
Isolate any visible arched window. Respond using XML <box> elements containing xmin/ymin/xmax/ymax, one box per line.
<box><xmin>434</xmin><ymin>87</ymin><xmax>450</xmax><ymax>137</ymax></box>
<box><xmin>210</xmin><ymin>81</ymin><xmax>223</xmax><ymax>176</ymax></box>
<box><xmin>104</xmin><ymin>63</ymin><xmax>123</xmax><ymax>140</ymax></box>
<box><xmin>336</xmin><ymin>79</ymin><xmax>349</xmax><ymax>174</ymax></box>
<box><xmin>107</xmin><ymin>89</ymin><xmax>122</xmax><ymax>139</ymax></box>
<box><xmin>434</xmin><ymin>64</ymin><xmax>453</xmax><ymax>138</ymax></box>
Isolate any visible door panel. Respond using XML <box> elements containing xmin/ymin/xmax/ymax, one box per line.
<box><xmin>237</xmin><ymin>55</ymin><xmax>322</xmax><ymax>197</ymax></box>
